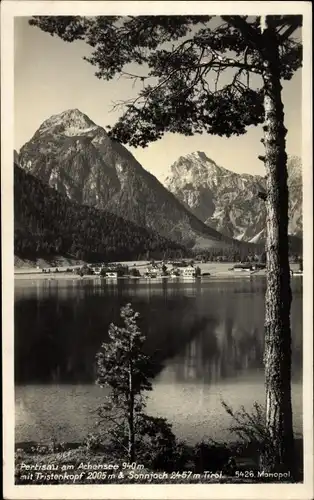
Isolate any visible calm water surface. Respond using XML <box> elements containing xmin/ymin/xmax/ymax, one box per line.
<box><xmin>15</xmin><ymin>278</ymin><xmax>303</xmax><ymax>445</ymax></box>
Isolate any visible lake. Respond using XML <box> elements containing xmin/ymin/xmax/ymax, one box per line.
<box><xmin>15</xmin><ymin>277</ymin><xmax>303</xmax><ymax>445</ymax></box>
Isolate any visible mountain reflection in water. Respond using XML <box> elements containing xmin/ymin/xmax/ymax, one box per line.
<box><xmin>15</xmin><ymin>278</ymin><xmax>302</xmax><ymax>385</ymax></box>
<box><xmin>14</xmin><ymin>278</ymin><xmax>302</xmax><ymax>444</ymax></box>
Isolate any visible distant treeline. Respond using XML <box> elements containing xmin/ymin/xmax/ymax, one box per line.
<box><xmin>14</xmin><ymin>164</ymin><xmax>188</xmax><ymax>262</ymax></box>
<box><xmin>191</xmin><ymin>246</ymin><xmax>301</xmax><ymax>263</ymax></box>
<box><xmin>192</xmin><ymin>247</ymin><xmax>264</xmax><ymax>263</ymax></box>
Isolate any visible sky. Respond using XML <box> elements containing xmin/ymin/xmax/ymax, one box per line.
<box><xmin>14</xmin><ymin>16</ymin><xmax>302</xmax><ymax>181</ymax></box>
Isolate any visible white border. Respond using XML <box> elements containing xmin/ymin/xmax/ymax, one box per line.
<box><xmin>1</xmin><ymin>2</ymin><xmax>313</xmax><ymax>499</ymax></box>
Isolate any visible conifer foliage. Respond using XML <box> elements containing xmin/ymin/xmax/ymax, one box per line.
<box><xmin>96</xmin><ymin>304</ymin><xmax>164</xmax><ymax>463</ymax></box>
<box><xmin>29</xmin><ymin>15</ymin><xmax>301</xmax><ymax>145</ymax></box>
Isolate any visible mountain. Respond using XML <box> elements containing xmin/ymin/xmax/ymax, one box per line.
<box><xmin>14</xmin><ymin>163</ymin><xmax>189</xmax><ymax>262</ymax></box>
<box><xmin>286</xmin><ymin>156</ymin><xmax>302</xmax><ymax>238</ymax></box>
<box><xmin>164</xmin><ymin>152</ymin><xmax>302</xmax><ymax>243</ymax></box>
<box><xmin>17</xmin><ymin>109</ymin><xmax>234</xmax><ymax>250</ymax></box>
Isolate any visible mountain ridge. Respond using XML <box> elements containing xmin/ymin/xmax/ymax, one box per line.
<box><xmin>17</xmin><ymin>109</ymin><xmax>301</xmax><ymax>249</ymax></box>
<box><xmin>164</xmin><ymin>151</ymin><xmax>302</xmax><ymax>243</ymax></box>
<box><xmin>17</xmin><ymin>109</ymin><xmax>239</xmax><ymax>250</ymax></box>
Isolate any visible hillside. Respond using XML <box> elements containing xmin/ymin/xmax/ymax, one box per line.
<box><xmin>14</xmin><ymin>164</ymin><xmax>188</xmax><ymax>262</ymax></box>
<box><xmin>17</xmin><ymin>109</ymin><xmax>233</xmax><ymax>249</ymax></box>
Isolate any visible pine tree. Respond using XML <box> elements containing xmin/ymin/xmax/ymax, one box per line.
<box><xmin>30</xmin><ymin>15</ymin><xmax>303</xmax><ymax>475</ymax></box>
<box><xmin>96</xmin><ymin>303</ymin><xmax>157</xmax><ymax>462</ymax></box>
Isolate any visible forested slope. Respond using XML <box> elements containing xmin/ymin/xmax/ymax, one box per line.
<box><xmin>14</xmin><ymin>164</ymin><xmax>187</xmax><ymax>262</ymax></box>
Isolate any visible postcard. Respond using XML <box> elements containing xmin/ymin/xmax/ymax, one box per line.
<box><xmin>1</xmin><ymin>1</ymin><xmax>313</xmax><ymax>499</ymax></box>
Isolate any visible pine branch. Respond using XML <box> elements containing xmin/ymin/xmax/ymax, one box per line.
<box><xmin>214</xmin><ymin>66</ymin><xmax>222</xmax><ymax>92</ymax></box>
<box><xmin>120</xmin><ymin>71</ymin><xmax>149</xmax><ymax>81</ymax></box>
<box><xmin>279</xmin><ymin>21</ymin><xmax>302</xmax><ymax>42</ymax></box>
<box><xmin>29</xmin><ymin>15</ymin><xmax>301</xmax><ymax>146</ymax></box>
<box><xmin>221</xmin><ymin>15</ymin><xmax>264</xmax><ymax>51</ymax></box>
<box><xmin>270</xmin><ymin>15</ymin><xmax>302</xmax><ymax>41</ymax></box>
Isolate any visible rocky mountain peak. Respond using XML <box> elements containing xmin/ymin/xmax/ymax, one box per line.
<box><xmin>165</xmin><ymin>152</ymin><xmax>234</xmax><ymax>195</ymax></box>
<box><xmin>166</xmin><ymin>151</ymin><xmax>225</xmax><ymax>184</ymax></box>
<box><xmin>37</xmin><ymin>108</ymin><xmax>98</xmax><ymax>137</ymax></box>
<box><xmin>188</xmin><ymin>151</ymin><xmax>211</xmax><ymax>162</ymax></box>
<box><xmin>175</xmin><ymin>151</ymin><xmax>222</xmax><ymax>169</ymax></box>
<box><xmin>164</xmin><ymin>152</ymin><xmax>302</xmax><ymax>243</ymax></box>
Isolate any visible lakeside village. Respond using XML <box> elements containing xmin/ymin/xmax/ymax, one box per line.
<box><xmin>39</xmin><ymin>255</ymin><xmax>303</xmax><ymax>280</ymax></box>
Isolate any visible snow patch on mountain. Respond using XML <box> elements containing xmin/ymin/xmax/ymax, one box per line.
<box><xmin>63</xmin><ymin>125</ymin><xmax>98</xmax><ymax>137</ymax></box>
<box><xmin>249</xmin><ymin>229</ymin><xmax>266</xmax><ymax>244</ymax></box>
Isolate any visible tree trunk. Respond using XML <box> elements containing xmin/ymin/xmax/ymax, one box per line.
<box><xmin>128</xmin><ymin>360</ymin><xmax>135</xmax><ymax>462</ymax></box>
<box><xmin>260</xmin><ymin>18</ymin><xmax>296</xmax><ymax>477</ymax></box>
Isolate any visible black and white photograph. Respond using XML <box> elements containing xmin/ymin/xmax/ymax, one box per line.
<box><xmin>1</xmin><ymin>1</ymin><xmax>313</xmax><ymax>499</ymax></box>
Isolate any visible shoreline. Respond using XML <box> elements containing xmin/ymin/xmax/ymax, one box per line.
<box><xmin>14</xmin><ymin>262</ymin><xmax>301</xmax><ymax>283</ymax></box>
<box><xmin>14</xmin><ymin>271</ymin><xmax>267</xmax><ymax>282</ymax></box>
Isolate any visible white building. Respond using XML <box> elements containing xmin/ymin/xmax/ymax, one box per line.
<box><xmin>106</xmin><ymin>272</ymin><xmax>118</xmax><ymax>279</ymax></box>
<box><xmin>182</xmin><ymin>266</ymin><xmax>196</xmax><ymax>277</ymax></box>
<box><xmin>92</xmin><ymin>266</ymin><xmax>102</xmax><ymax>275</ymax></box>
<box><xmin>145</xmin><ymin>270</ymin><xmax>158</xmax><ymax>278</ymax></box>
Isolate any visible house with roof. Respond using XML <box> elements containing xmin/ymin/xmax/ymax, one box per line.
<box><xmin>182</xmin><ymin>265</ymin><xmax>196</xmax><ymax>278</ymax></box>
<box><xmin>105</xmin><ymin>271</ymin><xmax>118</xmax><ymax>279</ymax></box>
